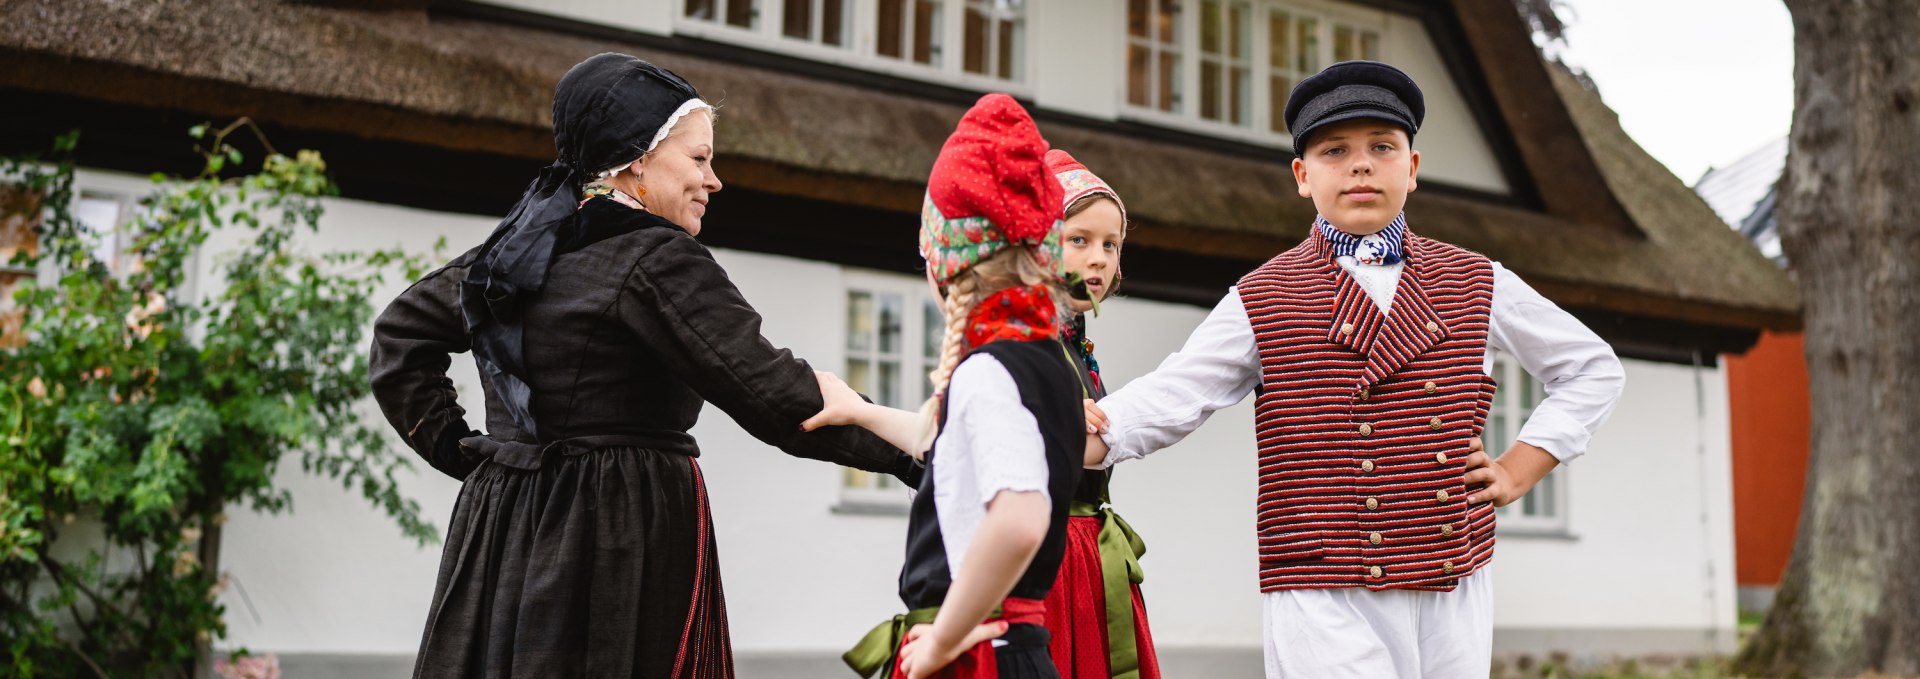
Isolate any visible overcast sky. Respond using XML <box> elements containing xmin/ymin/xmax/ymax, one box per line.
<box><xmin>1551</xmin><ymin>0</ymin><xmax>1795</xmax><ymax>185</ymax></box>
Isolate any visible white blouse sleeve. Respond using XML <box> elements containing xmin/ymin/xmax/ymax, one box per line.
<box><xmin>948</xmin><ymin>354</ymin><xmax>1051</xmax><ymax>506</ymax></box>
<box><xmin>1486</xmin><ymin>262</ymin><xmax>1627</xmax><ymax>463</ymax></box>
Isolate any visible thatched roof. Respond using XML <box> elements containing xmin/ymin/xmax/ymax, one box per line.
<box><xmin>0</xmin><ymin>0</ymin><xmax>1799</xmax><ymax>341</ymax></box>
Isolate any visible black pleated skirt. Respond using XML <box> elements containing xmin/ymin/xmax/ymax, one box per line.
<box><xmin>412</xmin><ymin>447</ymin><xmax>733</xmax><ymax>679</ymax></box>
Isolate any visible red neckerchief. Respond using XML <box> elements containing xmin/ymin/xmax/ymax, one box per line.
<box><xmin>964</xmin><ymin>285</ymin><xmax>1061</xmax><ymax>348</ymax></box>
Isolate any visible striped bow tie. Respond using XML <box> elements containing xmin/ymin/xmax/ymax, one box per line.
<box><xmin>1318</xmin><ymin>214</ymin><xmax>1407</xmax><ymax>266</ymax></box>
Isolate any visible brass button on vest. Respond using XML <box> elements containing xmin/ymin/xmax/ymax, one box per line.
<box><xmin>1424</xmin><ymin>381</ymin><xmax>1438</xmax><ymax>394</ymax></box>
<box><xmin>1361</xmin><ymin>460</ymin><xmax>1376</xmax><ymax>473</ymax></box>
<box><xmin>1435</xmin><ymin>490</ymin><xmax>1450</xmax><ymax>502</ymax></box>
<box><xmin>1369</xmin><ymin>565</ymin><xmax>1384</xmax><ymax>579</ymax></box>
<box><xmin>1428</xmin><ymin>416</ymin><xmax>1444</xmax><ymax>430</ymax></box>
<box><xmin>1425</xmin><ymin>321</ymin><xmax>1441</xmax><ymax>333</ymax></box>
<box><xmin>1340</xmin><ymin>323</ymin><xmax>1355</xmax><ymax>336</ymax></box>
<box><xmin>1358</xmin><ymin>423</ymin><xmax>1374</xmax><ymax>436</ymax></box>
<box><xmin>1368</xmin><ymin>532</ymin><xmax>1383</xmax><ymax>545</ymax></box>
<box><xmin>1440</xmin><ymin>524</ymin><xmax>1455</xmax><ymax>537</ymax></box>
<box><xmin>1435</xmin><ymin>452</ymin><xmax>1449</xmax><ymax>465</ymax></box>
<box><xmin>1365</xmin><ymin>498</ymin><xmax>1380</xmax><ymax>510</ymax></box>
<box><xmin>1357</xmin><ymin>387</ymin><xmax>1371</xmax><ymax>401</ymax></box>
<box><xmin>1442</xmin><ymin>561</ymin><xmax>1456</xmax><ymax>574</ymax></box>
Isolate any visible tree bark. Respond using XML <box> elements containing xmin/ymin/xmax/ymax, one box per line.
<box><xmin>1734</xmin><ymin>2</ymin><xmax>1920</xmax><ymax>676</ymax></box>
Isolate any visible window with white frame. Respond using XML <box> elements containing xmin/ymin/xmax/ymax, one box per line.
<box><xmin>876</xmin><ymin>0</ymin><xmax>944</xmax><ymax>66</ymax></box>
<box><xmin>1127</xmin><ymin>0</ymin><xmax>1183</xmax><ymax>113</ymax></box>
<box><xmin>683</xmin><ymin>0</ymin><xmax>759</xmax><ymax>30</ymax></box>
<box><xmin>781</xmin><ymin>0</ymin><xmax>852</xmax><ymax>47</ymax></box>
<box><xmin>1198</xmin><ymin>0</ymin><xmax>1252</xmax><ymax>126</ymax></box>
<box><xmin>1127</xmin><ymin>0</ymin><xmax>1385</xmax><ymax>143</ymax></box>
<box><xmin>679</xmin><ymin>0</ymin><xmax>1027</xmax><ymax>85</ymax></box>
<box><xmin>837</xmin><ymin>274</ymin><xmax>944</xmax><ymax>511</ymax></box>
<box><xmin>1486</xmin><ymin>353</ymin><xmax>1568</xmax><ymax>532</ymax></box>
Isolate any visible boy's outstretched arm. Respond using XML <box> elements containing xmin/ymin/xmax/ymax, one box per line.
<box><xmin>1093</xmin><ymin>288</ymin><xmax>1262</xmax><ymax>468</ymax></box>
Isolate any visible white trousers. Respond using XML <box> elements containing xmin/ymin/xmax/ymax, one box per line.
<box><xmin>1261</xmin><ymin>566</ymin><xmax>1494</xmax><ymax>679</ymax></box>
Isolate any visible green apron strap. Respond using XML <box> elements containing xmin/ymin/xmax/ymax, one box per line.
<box><xmin>1071</xmin><ymin>500</ymin><xmax>1151</xmax><ymax>679</ymax></box>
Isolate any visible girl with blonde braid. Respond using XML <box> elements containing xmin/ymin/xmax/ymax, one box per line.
<box><xmin>803</xmin><ymin>93</ymin><xmax>1086</xmax><ymax>679</ymax></box>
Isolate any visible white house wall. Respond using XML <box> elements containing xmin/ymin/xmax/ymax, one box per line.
<box><xmin>54</xmin><ymin>174</ymin><xmax>1734</xmax><ymax>672</ymax></box>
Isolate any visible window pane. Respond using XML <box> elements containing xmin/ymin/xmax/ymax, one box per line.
<box><xmin>784</xmin><ymin>0</ymin><xmax>810</xmax><ymax>39</ymax></box>
<box><xmin>1269</xmin><ymin>12</ymin><xmax>1290</xmax><ymax>69</ymax></box>
<box><xmin>879</xmin><ymin>293</ymin><xmax>903</xmax><ymax>354</ymax></box>
<box><xmin>963</xmin><ymin>5</ymin><xmax>988</xmax><ymax>74</ymax></box>
<box><xmin>915</xmin><ymin>1</ymin><xmax>942</xmax><ymax>65</ymax></box>
<box><xmin>1158</xmin><ymin>52</ymin><xmax>1180</xmax><ymax>112</ymax></box>
<box><xmin>847</xmin><ymin>291</ymin><xmax>873</xmax><ymax>351</ymax></box>
<box><xmin>879</xmin><ymin>360</ymin><xmax>901</xmax><ymax>407</ymax></box>
<box><xmin>1361</xmin><ymin>31</ymin><xmax>1381</xmax><ymax>61</ymax></box>
<box><xmin>878</xmin><ymin>0</ymin><xmax>903</xmax><ymax>57</ymax></box>
<box><xmin>1157</xmin><ymin>0</ymin><xmax>1178</xmax><ymax>44</ymax></box>
<box><xmin>1128</xmin><ymin>43</ymin><xmax>1152</xmax><ymax>107</ymax></box>
<box><xmin>848</xmin><ymin>358</ymin><xmax>873</xmax><ymax>393</ymax></box>
<box><xmin>76</xmin><ymin>196</ymin><xmax>121</xmax><ymax>269</ymax></box>
<box><xmin>1269</xmin><ymin>75</ymin><xmax>1290</xmax><ymax>133</ymax></box>
<box><xmin>1229</xmin><ymin>2</ymin><xmax>1247</xmax><ymax>59</ymax></box>
<box><xmin>1297</xmin><ymin>17</ymin><xmax>1318</xmax><ymax>72</ymax></box>
<box><xmin>923</xmin><ymin>299</ymin><xmax>943</xmax><ymax>359</ymax></box>
<box><xmin>686</xmin><ymin>0</ymin><xmax>715</xmax><ymax>20</ymax></box>
<box><xmin>1540</xmin><ymin>472</ymin><xmax>1557</xmax><ymax>518</ymax></box>
<box><xmin>727</xmin><ymin>0</ymin><xmax>756</xmax><ymax>28</ymax></box>
<box><xmin>1199</xmin><ymin>1</ymin><xmax>1220</xmax><ymax>54</ymax></box>
<box><xmin>1335</xmin><ymin>25</ymin><xmax>1354</xmax><ymax>62</ymax></box>
<box><xmin>997</xmin><ymin>11</ymin><xmax>1022</xmax><ymax>81</ymax></box>
<box><xmin>845</xmin><ymin>467</ymin><xmax>870</xmax><ymax>489</ymax></box>
<box><xmin>823</xmin><ymin>0</ymin><xmax>846</xmax><ymax>45</ymax></box>
<box><xmin>1231</xmin><ymin>65</ymin><xmax>1249</xmax><ymax>126</ymax></box>
<box><xmin>1129</xmin><ymin>0</ymin><xmax>1149</xmax><ymax>37</ymax></box>
<box><xmin>1200</xmin><ymin>60</ymin><xmax>1221</xmax><ymax>120</ymax></box>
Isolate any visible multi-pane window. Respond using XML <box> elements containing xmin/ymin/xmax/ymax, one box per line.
<box><xmin>877</xmin><ymin>0</ymin><xmax>944</xmax><ymax>66</ymax></box>
<box><xmin>1268</xmin><ymin>8</ymin><xmax>1379</xmax><ymax>134</ymax></box>
<box><xmin>684</xmin><ymin>0</ymin><xmax>758</xmax><ymax>30</ymax></box>
<box><xmin>1198</xmin><ymin>0</ymin><xmax>1252</xmax><ymax>125</ymax></box>
<box><xmin>1486</xmin><ymin>353</ymin><xmax>1568</xmax><ymax>532</ymax></box>
<box><xmin>1127</xmin><ymin>0</ymin><xmax>1183</xmax><ymax>113</ymax></box>
<box><xmin>681</xmin><ymin>0</ymin><xmax>1024</xmax><ymax>83</ymax></box>
<box><xmin>781</xmin><ymin>0</ymin><xmax>850</xmax><ymax>46</ymax></box>
<box><xmin>1129</xmin><ymin>1</ymin><xmax>1385</xmax><ymax>144</ymax></box>
<box><xmin>961</xmin><ymin>0</ymin><xmax>1025</xmax><ymax>81</ymax></box>
<box><xmin>839</xmin><ymin>280</ymin><xmax>944</xmax><ymax>511</ymax></box>
<box><xmin>0</xmin><ymin>187</ymin><xmax>39</xmax><ymax>348</ymax></box>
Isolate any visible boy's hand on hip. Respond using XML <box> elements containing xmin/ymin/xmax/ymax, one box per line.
<box><xmin>1463</xmin><ymin>441</ymin><xmax>1558</xmax><ymax>507</ymax></box>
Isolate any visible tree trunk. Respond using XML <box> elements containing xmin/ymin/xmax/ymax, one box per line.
<box><xmin>1734</xmin><ymin>2</ymin><xmax>1920</xmax><ymax>676</ymax></box>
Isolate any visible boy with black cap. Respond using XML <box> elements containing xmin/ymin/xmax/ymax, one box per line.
<box><xmin>1081</xmin><ymin>61</ymin><xmax>1625</xmax><ymax>677</ymax></box>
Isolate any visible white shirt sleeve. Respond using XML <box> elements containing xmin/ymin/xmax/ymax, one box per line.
<box><xmin>947</xmin><ymin>354</ymin><xmax>1051</xmax><ymax>506</ymax></box>
<box><xmin>1486</xmin><ymin>262</ymin><xmax>1627</xmax><ymax>463</ymax></box>
<box><xmin>1096</xmin><ymin>288</ymin><xmax>1263</xmax><ymax>467</ymax></box>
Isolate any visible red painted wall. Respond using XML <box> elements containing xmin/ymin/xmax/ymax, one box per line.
<box><xmin>1724</xmin><ymin>330</ymin><xmax>1811</xmax><ymax>587</ymax></box>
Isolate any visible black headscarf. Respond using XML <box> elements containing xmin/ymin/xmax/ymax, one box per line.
<box><xmin>460</xmin><ymin>53</ymin><xmax>701</xmax><ymax>438</ymax></box>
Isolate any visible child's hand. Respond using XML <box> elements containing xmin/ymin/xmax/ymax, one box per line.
<box><xmin>1084</xmin><ymin>399</ymin><xmax>1108</xmax><ymax>435</ymax></box>
<box><xmin>800</xmin><ymin>371</ymin><xmax>868</xmax><ymax>432</ymax></box>
<box><xmin>1464</xmin><ymin>441</ymin><xmax>1557</xmax><ymax>506</ymax></box>
<box><xmin>897</xmin><ymin>621</ymin><xmax>1008</xmax><ymax>679</ymax></box>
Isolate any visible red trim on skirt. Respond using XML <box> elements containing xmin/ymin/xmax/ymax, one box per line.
<box><xmin>1043</xmin><ymin>515</ymin><xmax>1161</xmax><ymax>679</ymax></box>
<box><xmin>889</xmin><ymin>598</ymin><xmax>1048</xmax><ymax>679</ymax></box>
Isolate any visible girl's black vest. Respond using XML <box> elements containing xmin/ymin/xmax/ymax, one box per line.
<box><xmin>898</xmin><ymin>339</ymin><xmax>1086</xmax><ymax>609</ymax></box>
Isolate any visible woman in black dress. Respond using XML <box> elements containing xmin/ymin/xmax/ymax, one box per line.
<box><xmin>369</xmin><ymin>53</ymin><xmax>919</xmax><ymax>678</ymax></box>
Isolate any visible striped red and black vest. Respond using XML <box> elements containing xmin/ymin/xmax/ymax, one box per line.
<box><xmin>1237</xmin><ymin>226</ymin><xmax>1499</xmax><ymax>593</ymax></box>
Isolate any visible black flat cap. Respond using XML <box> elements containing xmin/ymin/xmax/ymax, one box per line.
<box><xmin>1283</xmin><ymin>60</ymin><xmax>1425</xmax><ymax>153</ymax></box>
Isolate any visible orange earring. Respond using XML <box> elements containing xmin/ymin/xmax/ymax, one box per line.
<box><xmin>632</xmin><ymin>185</ymin><xmax>648</xmax><ymax>198</ymax></box>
